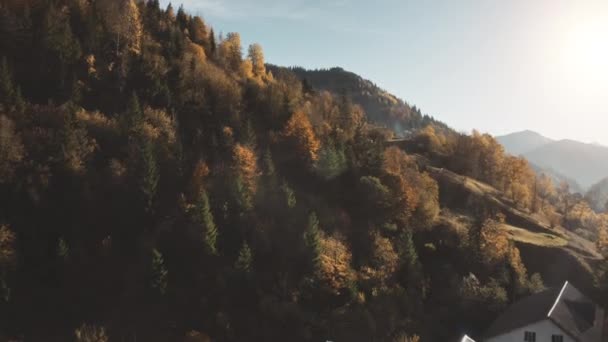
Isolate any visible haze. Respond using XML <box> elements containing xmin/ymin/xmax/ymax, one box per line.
<box><xmin>168</xmin><ymin>0</ymin><xmax>608</xmax><ymax>144</ymax></box>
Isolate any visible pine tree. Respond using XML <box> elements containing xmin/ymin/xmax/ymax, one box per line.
<box><xmin>235</xmin><ymin>241</ymin><xmax>253</xmax><ymax>273</ymax></box>
<box><xmin>42</xmin><ymin>3</ymin><xmax>81</xmax><ymax>64</ymax></box>
<box><xmin>303</xmin><ymin>212</ymin><xmax>322</xmax><ymax>273</ymax></box>
<box><xmin>194</xmin><ymin>191</ymin><xmax>218</xmax><ymax>255</ymax></box>
<box><xmin>176</xmin><ymin>5</ymin><xmax>188</xmax><ymax>29</ymax></box>
<box><xmin>57</xmin><ymin>238</ymin><xmax>69</xmax><ymax>260</ymax></box>
<box><xmin>124</xmin><ymin>92</ymin><xmax>144</xmax><ymax>134</ymax></box>
<box><xmin>140</xmin><ymin>138</ymin><xmax>159</xmax><ymax>212</ymax></box>
<box><xmin>0</xmin><ymin>57</ymin><xmax>15</xmax><ymax>105</ymax></box>
<box><xmin>316</xmin><ymin>143</ymin><xmax>347</xmax><ymax>180</ymax></box>
<box><xmin>233</xmin><ymin>176</ymin><xmax>253</xmax><ymax>213</ymax></box>
<box><xmin>262</xmin><ymin>148</ymin><xmax>276</xmax><ymax>178</ymax></box>
<box><xmin>241</xmin><ymin>119</ymin><xmax>257</xmax><ymax>148</ymax></box>
<box><xmin>208</xmin><ymin>28</ymin><xmax>217</xmax><ymax>58</ymax></box>
<box><xmin>281</xmin><ymin>180</ymin><xmax>296</xmax><ymax>209</ymax></box>
<box><xmin>151</xmin><ymin>248</ymin><xmax>168</xmax><ymax>295</ymax></box>
<box><xmin>401</xmin><ymin>229</ymin><xmax>419</xmax><ymax>270</ymax></box>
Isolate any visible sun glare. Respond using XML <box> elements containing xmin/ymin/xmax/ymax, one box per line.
<box><xmin>561</xmin><ymin>20</ymin><xmax>608</xmax><ymax>87</ymax></box>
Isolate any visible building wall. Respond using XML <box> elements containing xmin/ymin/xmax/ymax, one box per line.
<box><xmin>485</xmin><ymin>319</ymin><xmax>574</xmax><ymax>342</ymax></box>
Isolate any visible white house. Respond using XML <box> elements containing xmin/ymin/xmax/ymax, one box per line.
<box><xmin>482</xmin><ymin>281</ymin><xmax>605</xmax><ymax>342</ymax></box>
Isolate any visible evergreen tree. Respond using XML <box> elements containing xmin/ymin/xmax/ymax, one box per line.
<box><xmin>57</xmin><ymin>238</ymin><xmax>69</xmax><ymax>260</ymax></box>
<box><xmin>241</xmin><ymin>119</ymin><xmax>257</xmax><ymax>148</ymax></box>
<box><xmin>0</xmin><ymin>57</ymin><xmax>15</xmax><ymax>105</ymax></box>
<box><xmin>262</xmin><ymin>148</ymin><xmax>276</xmax><ymax>178</ymax></box>
<box><xmin>194</xmin><ymin>191</ymin><xmax>218</xmax><ymax>255</ymax></box>
<box><xmin>281</xmin><ymin>180</ymin><xmax>296</xmax><ymax>209</ymax></box>
<box><xmin>303</xmin><ymin>212</ymin><xmax>322</xmax><ymax>273</ymax></box>
<box><xmin>316</xmin><ymin>143</ymin><xmax>347</xmax><ymax>180</ymax></box>
<box><xmin>151</xmin><ymin>248</ymin><xmax>168</xmax><ymax>295</ymax></box>
<box><xmin>208</xmin><ymin>28</ymin><xmax>217</xmax><ymax>58</ymax></box>
<box><xmin>140</xmin><ymin>138</ymin><xmax>159</xmax><ymax>212</ymax></box>
<box><xmin>400</xmin><ymin>229</ymin><xmax>419</xmax><ymax>271</ymax></box>
<box><xmin>233</xmin><ymin>176</ymin><xmax>253</xmax><ymax>213</ymax></box>
<box><xmin>42</xmin><ymin>4</ymin><xmax>81</xmax><ymax>65</ymax></box>
<box><xmin>124</xmin><ymin>92</ymin><xmax>144</xmax><ymax>134</ymax></box>
<box><xmin>235</xmin><ymin>241</ymin><xmax>253</xmax><ymax>273</ymax></box>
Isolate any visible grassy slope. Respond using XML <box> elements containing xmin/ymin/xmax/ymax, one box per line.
<box><xmin>419</xmin><ymin>156</ymin><xmax>602</xmax><ymax>290</ymax></box>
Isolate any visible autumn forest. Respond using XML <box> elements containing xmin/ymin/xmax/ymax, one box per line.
<box><xmin>0</xmin><ymin>1</ymin><xmax>607</xmax><ymax>341</ymax></box>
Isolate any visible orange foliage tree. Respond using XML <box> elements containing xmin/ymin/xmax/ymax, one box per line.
<box><xmin>319</xmin><ymin>234</ymin><xmax>355</xmax><ymax>294</ymax></box>
<box><xmin>282</xmin><ymin>111</ymin><xmax>321</xmax><ymax>166</ymax></box>
<box><xmin>233</xmin><ymin>143</ymin><xmax>259</xmax><ymax>196</ymax></box>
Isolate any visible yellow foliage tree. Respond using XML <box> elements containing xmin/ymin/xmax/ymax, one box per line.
<box><xmin>319</xmin><ymin>234</ymin><xmax>355</xmax><ymax>294</ymax></box>
<box><xmin>479</xmin><ymin>215</ymin><xmax>509</xmax><ymax>266</ymax></box>
<box><xmin>362</xmin><ymin>232</ymin><xmax>399</xmax><ymax>287</ymax></box>
<box><xmin>233</xmin><ymin>144</ymin><xmax>259</xmax><ymax>196</ymax></box>
<box><xmin>508</xmin><ymin>245</ymin><xmax>528</xmax><ymax>290</ymax></box>
<box><xmin>282</xmin><ymin>111</ymin><xmax>321</xmax><ymax>165</ymax></box>
<box><xmin>597</xmin><ymin>227</ymin><xmax>608</xmax><ymax>256</ymax></box>
<box><xmin>97</xmin><ymin>0</ymin><xmax>143</xmax><ymax>54</ymax></box>
<box><xmin>240</xmin><ymin>58</ymin><xmax>254</xmax><ymax>79</ymax></box>
<box><xmin>536</xmin><ymin>173</ymin><xmax>555</xmax><ymax>211</ymax></box>
<box><xmin>382</xmin><ymin>146</ymin><xmax>439</xmax><ymax>226</ymax></box>
<box><xmin>218</xmin><ymin>32</ymin><xmax>242</xmax><ymax>72</ymax></box>
<box><xmin>247</xmin><ymin>43</ymin><xmax>266</xmax><ymax>78</ymax></box>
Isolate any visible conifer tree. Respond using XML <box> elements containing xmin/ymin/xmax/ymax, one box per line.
<box><xmin>151</xmin><ymin>248</ymin><xmax>168</xmax><ymax>295</ymax></box>
<box><xmin>303</xmin><ymin>212</ymin><xmax>322</xmax><ymax>273</ymax></box>
<box><xmin>194</xmin><ymin>191</ymin><xmax>218</xmax><ymax>255</ymax></box>
<box><xmin>241</xmin><ymin>119</ymin><xmax>257</xmax><ymax>148</ymax></box>
<box><xmin>281</xmin><ymin>180</ymin><xmax>296</xmax><ymax>209</ymax></box>
<box><xmin>140</xmin><ymin>138</ymin><xmax>159</xmax><ymax>212</ymax></box>
<box><xmin>176</xmin><ymin>5</ymin><xmax>188</xmax><ymax>29</ymax></box>
<box><xmin>0</xmin><ymin>57</ymin><xmax>15</xmax><ymax>105</ymax></box>
<box><xmin>208</xmin><ymin>28</ymin><xmax>217</xmax><ymax>58</ymax></box>
<box><xmin>262</xmin><ymin>148</ymin><xmax>276</xmax><ymax>178</ymax></box>
<box><xmin>247</xmin><ymin>43</ymin><xmax>266</xmax><ymax>77</ymax></box>
<box><xmin>401</xmin><ymin>229</ymin><xmax>419</xmax><ymax>270</ymax></box>
<box><xmin>235</xmin><ymin>241</ymin><xmax>252</xmax><ymax>273</ymax></box>
<box><xmin>57</xmin><ymin>238</ymin><xmax>69</xmax><ymax>260</ymax></box>
<box><xmin>125</xmin><ymin>92</ymin><xmax>144</xmax><ymax>133</ymax></box>
<box><xmin>233</xmin><ymin>176</ymin><xmax>253</xmax><ymax>213</ymax></box>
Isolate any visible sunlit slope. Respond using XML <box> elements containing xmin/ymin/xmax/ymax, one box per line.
<box><xmin>418</xmin><ymin>155</ymin><xmax>602</xmax><ymax>289</ymax></box>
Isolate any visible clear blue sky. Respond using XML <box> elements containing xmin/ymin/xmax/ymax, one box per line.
<box><xmin>161</xmin><ymin>0</ymin><xmax>608</xmax><ymax>144</ymax></box>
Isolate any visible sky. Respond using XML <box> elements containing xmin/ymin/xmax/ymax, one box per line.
<box><xmin>161</xmin><ymin>0</ymin><xmax>608</xmax><ymax>144</ymax></box>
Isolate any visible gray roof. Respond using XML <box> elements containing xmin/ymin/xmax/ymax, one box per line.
<box><xmin>484</xmin><ymin>281</ymin><xmax>604</xmax><ymax>341</ymax></box>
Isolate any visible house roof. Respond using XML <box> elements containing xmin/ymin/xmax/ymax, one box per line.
<box><xmin>484</xmin><ymin>281</ymin><xmax>602</xmax><ymax>341</ymax></box>
<box><xmin>460</xmin><ymin>334</ymin><xmax>476</xmax><ymax>342</ymax></box>
<box><xmin>548</xmin><ymin>281</ymin><xmax>601</xmax><ymax>341</ymax></box>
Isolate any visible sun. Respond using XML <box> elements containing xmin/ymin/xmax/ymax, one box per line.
<box><xmin>561</xmin><ymin>20</ymin><xmax>608</xmax><ymax>87</ymax></box>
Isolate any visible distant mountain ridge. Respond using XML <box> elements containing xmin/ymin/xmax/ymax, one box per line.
<box><xmin>267</xmin><ymin>65</ymin><xmax>451</xmax><ymax>136</ymax></box>
<box><xmin>496</xmin><ymin>130</ymin><xmax>554</xmax><ymax>156</ymax></box>
<box><xmin>497</xmin><ymin>131</ymin><xmax>608</xmax><ymax>190</ymax></box>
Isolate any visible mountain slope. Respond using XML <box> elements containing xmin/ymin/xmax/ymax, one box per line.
<box><xmin>497</xmin><ymin>131</ymin><xmax>608</xmax><ymax>191</ymax></box>
<box><xmin>496</xmin><ymin>130</ymin><xmax>553</xmax><ymax>156</ymax></box>
<box><xmin>524</xmin><ymin>139</ymin><xmax>608</xmax><ymax>189</ymax></box>
<box><xmin>528</xmin><ymin>162</ymin><xmax>584</xmax><ymax>194</ymax></box>
<box><xmin>585</xmin><ymin>177</ymin><xmax>608</xmax><ymax>212</ymax></box>
<box><xmin>417</xmin><ymin>156</ymin><xmax>600</xmax><ymax>289</ymax></box>
<box><xmin>268</xmin><ymin>65</ymin><xmax>450</xmax><ymax>136</ymax></box>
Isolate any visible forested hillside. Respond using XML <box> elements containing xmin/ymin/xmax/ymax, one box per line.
<box><xmin>0</xmin><ymin>1</ymin><xmax>607</xmax><ymax>341</ymax></box>
<box><xmin>269</xmin><ymin>65</ymin><xmax>451</xmax><ymax>137</ymax></box>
